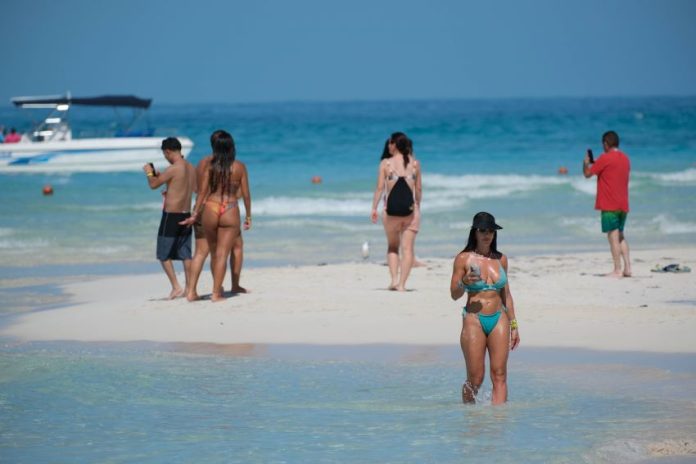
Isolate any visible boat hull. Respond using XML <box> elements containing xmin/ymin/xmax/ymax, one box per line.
<box><xmin>0</xmin><ymin>137</ymin><xmax>194</xmax><ymax>172</ymax></box>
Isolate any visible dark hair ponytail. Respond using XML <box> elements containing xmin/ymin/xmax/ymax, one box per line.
<box><xmin>389</xmin><ymin>132</ymin><xmax>412</xmax><ymax>168</ymax></box>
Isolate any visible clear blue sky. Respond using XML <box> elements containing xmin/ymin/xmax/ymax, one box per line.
<box><xmin>2</xmin><ymin>0</ymin><xmax>695</xmax><ymax>104</ymax></box>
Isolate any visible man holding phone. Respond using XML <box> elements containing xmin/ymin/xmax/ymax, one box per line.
<box><xmin>583</xmin><ymin>130</ymin><xmax>632</xmax><ymax>278</ymax></box>
<box><xmin>143</xmin><ymin>137</ymin><xmax>197</xmax><ymax>298</ymax></box>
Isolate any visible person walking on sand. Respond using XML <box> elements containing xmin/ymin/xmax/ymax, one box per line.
<box><xmin>181</xmin><ymin>130</ymin><xmax>251</xmax><ymax>302</ymax></box>
<box><xmin>143</xmin><ymin>137</ymin><xmax>197</xmax><ymax>299</ymax></box>
<box><xmin>186</xmin><ymin>130</ymin><xmax>249</xmax><ymax>301</ymax></box>
<box><xmin>450</xmin><ymin>212</ymin><xmax>520</xmax><ymax>405</ymax></box>
<box><xmin>583</xmin><ymin>130</ymin><xmax>632</xmax><ymax>278</ymax></box>
<box><xmin>371</xmin><ymin>132</ymin><xmax>422</xmax><ymax>291</ymax></box>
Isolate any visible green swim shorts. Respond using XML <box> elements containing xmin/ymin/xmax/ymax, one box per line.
<box><xmin>601</xmin><ymin>210</ymin><xmax>628</xmax><ymax>233</ymax></box>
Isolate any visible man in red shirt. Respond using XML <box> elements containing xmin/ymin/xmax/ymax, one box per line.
<box><xmin>583</xmin><ymin>131</ymin><xmax>631</xmax><ymax>278</ymax></box>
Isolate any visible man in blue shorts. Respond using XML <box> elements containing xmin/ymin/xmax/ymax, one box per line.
<box><xmin>143</xmin><ymin>137</ymin><xmax>197</xmax><ymax>298</ymax></box>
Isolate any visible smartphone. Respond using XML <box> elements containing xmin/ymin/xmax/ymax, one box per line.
<box><xmin>469</xmin><ymin>264</ymin><xmax>481</xmax><ymax>277</ymax></box>
<box><xmin>587</xmin><ymin>149</ymin><xmax>594</xmax><ymax>164</ymax></box>
<box><xmin>148</xmin><ymin>162</ymin><xmax>158</xmax><ymax>176</ymax></box>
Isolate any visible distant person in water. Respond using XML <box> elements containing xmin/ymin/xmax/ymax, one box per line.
<box><xmin>583</xmin><ymin>130</ymin><xmax>632</xmax><ymax>278</ymax></box>
<box><xmin>143</xmin><ymin>137</ymin><xmax>197</xmax><ymax>299</ymax></box>
<box><xmin>186</xmin><ymin>130</ymin><xmax>249</xmax><ymax>301</ymax></box>
<box><xmin>371</xmin><ymin>132</ymin><xmax>422</xmax><ymax>291</ymax></box>
<box><xmin>181</xmin><ymin>130</ymin><xmax>251</xmax><ymax>302</ymax></box>
<box><xmin>4</xmin><ymin>128</ymin><xmax>21</xmax><ymax>143</ymax></box>
<box><xmin>450</xmin><ymin>212</ymin><xmax>519</xmax><ymax>405</ymax></box>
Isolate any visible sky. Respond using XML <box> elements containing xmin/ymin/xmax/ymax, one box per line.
<box><xmin>1</xmin><ymin>0</ymin><xmax>695</xmax><ymax>104</ymax></box>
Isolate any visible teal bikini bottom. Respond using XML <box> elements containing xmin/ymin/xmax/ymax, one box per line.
<box><xmin>462</xmin><ymin>307</ymin><xmax>506</xmax><ymax>336</ymax></box>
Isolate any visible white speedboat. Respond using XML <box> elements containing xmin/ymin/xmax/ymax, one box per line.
<box><xmin>0</xmin><ymin>94</ymin><xmax>193</xmax><ymax>172</ymax></box>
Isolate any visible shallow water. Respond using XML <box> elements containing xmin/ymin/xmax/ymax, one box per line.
<box><xmin>1</xmin><ymin>343</ymin><xmax>694</xmax><ymax>463</ymax></box>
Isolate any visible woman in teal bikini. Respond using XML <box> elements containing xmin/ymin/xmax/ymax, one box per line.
<box><xmin>450</xmin><ymin>212</ymin><xmax>520</xmax><ymax>404</ymax></box>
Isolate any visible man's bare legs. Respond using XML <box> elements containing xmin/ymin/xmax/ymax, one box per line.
<box><xmin>606</xmin><ymin>229</ymin><xmax>631</xmax><ymax>277</ymax></box>
<box><xmin>619</xmin><ymin>231</ymin><xmax>631</xmax><ymax>277</ymax></box>
<box><xmin>230</xmin><ymin>235</ymin><xmax>247</xmax><ymax>293</ymax></box>
<box><xmin>160</xmin><ymin>259</ymin><xmax>184</xmax><ymax>299</ymax></box>
<box><xmin>187</xmin><ymin>236</ymin><xmax>209</xmax><ymax>301</ymax></box>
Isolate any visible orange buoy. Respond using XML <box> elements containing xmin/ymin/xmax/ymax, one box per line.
<box><xmin>42</xmin><ymin>184</ymin><xmax>54</xmax><ymax>195</ymax></box>
<box><xmin>311</xmin><ymin>175</ymin><xmax>322</xmax><ymax>184</ymax></box>
<box><xmin>557</xmin><ymin>166</ymin><xmax>568</xmax><ymax>175</ymax></box>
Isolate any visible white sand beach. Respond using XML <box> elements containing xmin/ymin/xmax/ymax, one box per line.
<box><xmin>3</xmin><ymin>248</ymin><xmax>695</xmax><ymax>353</ymax></box>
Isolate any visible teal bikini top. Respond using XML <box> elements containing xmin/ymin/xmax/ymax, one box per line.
<box><xmin>464</xmin><ymin>262</ymin><xmax>507</xmax><ymax>293</ymax></box>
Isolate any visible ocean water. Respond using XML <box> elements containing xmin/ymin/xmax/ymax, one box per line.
<box><xmin>2</xmin><ymin>98</ymin><xmax>696</xmax><ymax>463</ymax></box>
<box><xmin>0</xmin><ymin>97</ymin><xmax>695</xmax><ymax>275</ymax></box>
<box><xmin>1</xmin><ymin>343</ymin><xmax>695</xmax><ymax>463</ymax></box>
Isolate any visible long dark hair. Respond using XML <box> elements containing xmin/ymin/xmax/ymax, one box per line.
<box><xmin>462</xmin><ymin>229</ymin><xmax>502</xmax><ymax>259</ymax></box>
<box><xmin>380</xmin><ymin>139</ymin><xmax>390</xmax><ymax>160</ymax></box>
<box><xmin>382</xmin><ymin>132</ymin><xmax>413</xmax><ymax>168</ymax></box>
<box><xmin>208</xmin><ymin>130</ymin><xmax>236</xmax><ymax>195</ymax></box>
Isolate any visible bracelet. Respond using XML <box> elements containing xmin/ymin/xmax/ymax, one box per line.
<box><xmin>245</xmin><ymin>216</ymin><xmax>252</xmax><ymax>220</ymax></box>
<box><xmin>146</xmin><ymin>172</ymin><xmax>154</xmax><ymax>177</ymax></box>
<box><xmin>510</xmin><ymin>319</ymin><xmax>518</xmax><ymax>330</ymax></box>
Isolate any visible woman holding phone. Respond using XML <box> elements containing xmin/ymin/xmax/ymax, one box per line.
<box><xmin>450</xmin><ymin>212</ymin><xmax>520</xmax><ymax>404</ymax></box>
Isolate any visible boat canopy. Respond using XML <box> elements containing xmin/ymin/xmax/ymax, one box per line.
<box><xmin>11</xmin><ymin>95</ymin><xmax>152</xmax><ymax>109</ymax></box>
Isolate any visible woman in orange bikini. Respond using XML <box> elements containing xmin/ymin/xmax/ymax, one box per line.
<box><xmin>181</xmin><ymin>131</ymin><xmax>251</xmax><ymax>301</ymax></box>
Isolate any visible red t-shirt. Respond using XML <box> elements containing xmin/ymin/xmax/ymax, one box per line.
<box><xmin>590</xmin><ymin>149</ymin><xmax>630</xmax><ymax>212</ymax></box>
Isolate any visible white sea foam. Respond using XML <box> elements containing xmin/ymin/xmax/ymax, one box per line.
<box><xmin>560</xmin><ymin>214</ymin><xmax>696</xmax><ymax>236</ymax></box>
<box><xmin>250</xmin><ymin>173</ymin><xmax>593</xmax><ymax>217</ymax></box>
<box><xmin>424</xmin><ymin>173</ymin><xmax>566</xmax><ymax>192</ymax></box>
<box><xmin>253</xmin><ymin>196</ymin><xmax>370</xmax><ymax>216</ymax></box>
<box><xmin>0</xmin><ymin>238</ymin><xmax>51</xmax><ymax>249</ymax></box>
<box><xmin>0</xmin><ymin>162</ymin><xmax>151</xmax><ymax>174</ymax></box>
<box><xmin>559</xmin><ymin>216</ymin><xmax>598</xmax><ymax>234</ymax></box>
<box><xmin>262</xmin><ymin>218</ymin><xmax>374</xmax><ymax>232</ymax></box>
<box><xmin>568</xmin><ymin>178</ymin><xmax>597</xmax><ymax>196</ymax></box>
<box><xmin>79</xmin><ymin>202</ymin><xmax>163</xmax><ymax>213</ymax></box>
<box><xmin>651</xmin><ymin>214</ymin><xmax>696</xmax><ymax>234</ymax></box>
<box><xmin>637</xmin><ymin>167</ymin><xmax>696</xmax><ymax>183</ymax></box>
<box><xmin>83</xmin><ymin>245</ymin><xmax>132</xmax><ymax>255</ymax></box>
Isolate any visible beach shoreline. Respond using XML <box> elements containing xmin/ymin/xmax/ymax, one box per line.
<box><xmin>2</xmin><ymin>248</ymin><xmax>695</xmax><ymax>353</ymax></box>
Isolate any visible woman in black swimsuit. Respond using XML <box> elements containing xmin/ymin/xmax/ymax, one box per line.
<box><xmin>370</xmin><ymin>132</ymin><xmax>422</xmax><ymax>291</ymax></box>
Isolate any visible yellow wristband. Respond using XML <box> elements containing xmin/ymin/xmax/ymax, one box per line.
<box><xmin>510</xmin><ymin>319</ymin><xmax>518</xmax><ymax>330</ymax></box>
<box><xmin>146</xmin><ymin>172</ymin><xmax>154</xmax><ymax>177</ymax></box>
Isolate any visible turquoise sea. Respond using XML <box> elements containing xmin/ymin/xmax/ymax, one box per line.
<box><xmin>0</xmin><ymin>97</ymin><xmax>695</xmax><ymax>273</ymax></box>
<box><xmin>1</xmin><ymin>97</ymin><xmax>696</xmax><ymax>462</ymax></box>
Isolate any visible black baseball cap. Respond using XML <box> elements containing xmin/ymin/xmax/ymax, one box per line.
<box><xmin>471</xmin><ymin>212</ymin><xmax>502</xmax><ymax>230</ymax></box>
